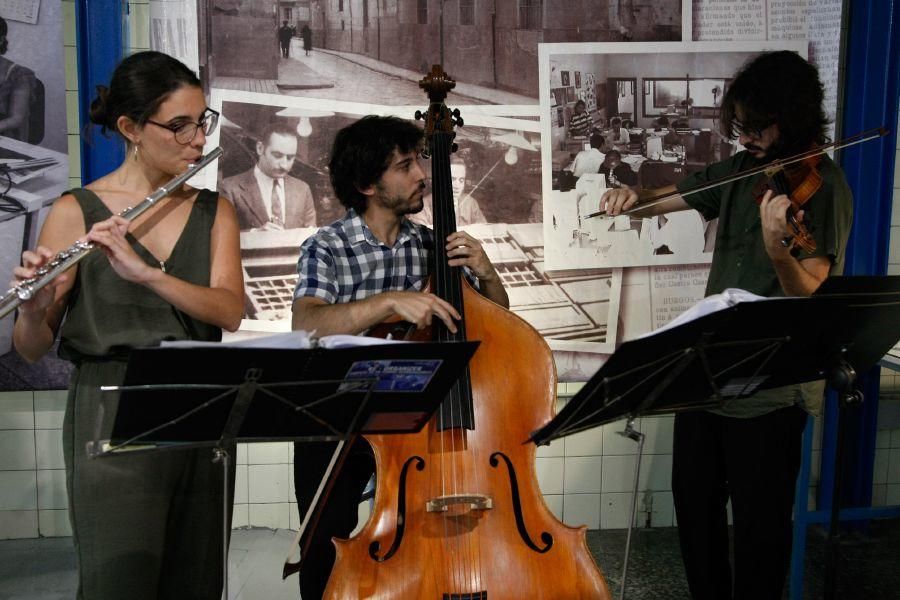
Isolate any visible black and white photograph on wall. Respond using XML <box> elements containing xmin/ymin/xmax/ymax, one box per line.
<box><xmin>200</xmin><ymin>0</ymin><xmax>686</xmax><ymax>106</ymax></box>
<box><xmin>203</xmin><ymin>88</ymin><xmax>622</xmax><ymax>352</ymax></box>
<box><xmin>692</xmin><ymin>0</ymin><xmax>844</xmax><ymax>143</ymax></box>
<box><xmin>0</xmin><ymin>1</ymin><xmax>71</xmax><ymax>390</ymax></box>
<box><xmin>149</xmin><ymin>0</ymin><xmax>201</xmax><ymax>73</ymax></box>
<box><xmin>539</xmin><ymin>40</ymin><xmax>807</xmax><ymax>271</ymax></box>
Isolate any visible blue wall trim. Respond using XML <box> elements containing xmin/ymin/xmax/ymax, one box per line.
<box><xmin>841</xmin><ymin>2</ymin><xmax>899</xmax><ymax>277</ymax></box>
<box><xmin>791</xmin><ymin>2</ymin><xmax>899</xmax><ymax>598</ymax></box>
<box><xmin>75</xmin><ymin>0</ymin><xmax>124</xmax><ymax>183</ymax></box>
<box><xmin>835</xmin><ymin>0</ymin><xmax>899</xmax><ymax>511</ymax></box>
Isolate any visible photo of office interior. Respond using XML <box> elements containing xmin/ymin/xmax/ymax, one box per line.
<box><xmin>542</xmin><ymin>42</ymin><xmax>807</xmax><ymax>270</ymax></box>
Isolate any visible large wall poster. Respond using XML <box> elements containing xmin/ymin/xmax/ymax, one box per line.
<box><xmin>201</xmin><ymin>88</ymin><xmax>624</xmax><ymax>354</ymax></box>
<box><xmin>539</xmin><ymin>40</ymin><xmax>807</xmax><ymax>273</ymax></box>
<box><xmin>195</xmin><ymin>1</ymin><xmax>691</xmax><ymax>361</ymax></box>
<box><xmin>0</xmin><ymin>1</ymin><xmax>72</xmax><ymax>390</ymax></box>
<box><xmin>161</xmin><ymin>1</ymin><xmax>842</xmax><ymax>371</ymax></box>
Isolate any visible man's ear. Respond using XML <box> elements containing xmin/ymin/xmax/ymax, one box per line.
<box><xmin>256</xmin><ymin>141</ymin><xmax>265</xmax><ymax>157</ymax></box>
<box><xmin>357</xmin><ymin>182</ymin><xmax>376</xmax><ymax>198</ymax></box>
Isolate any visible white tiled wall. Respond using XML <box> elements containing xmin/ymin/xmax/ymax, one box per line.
<box><xmin>3</xmin><ymin>0</ymin><xmax>900</xmax><ymax>542</ymax></box>
<box><xmin>0</xmin><ymin>390</ymin><xmax>68</xmax><ymax>538</ymax></box>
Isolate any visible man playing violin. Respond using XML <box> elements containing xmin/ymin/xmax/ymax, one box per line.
<box><xmin>600</xmin><ymin>50</ymin><xmax>852</xmax><ymax>600</ymax></box>
<box><xmin>289</xmin><ymin>115</ymin><xmax>508</xmax><ymax>599</ymax></box>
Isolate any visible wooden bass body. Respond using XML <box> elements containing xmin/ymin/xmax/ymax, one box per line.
<box><xmin>323</xmin><ymin>279</ymin><xmax>612</xmax><ymax>599</ymax></box>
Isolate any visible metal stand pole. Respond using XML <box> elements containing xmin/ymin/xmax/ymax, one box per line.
<box><xmin>213</xmin><ymin>447</ymin><xmax>231</xmax><ymax>600</ymax></box>
<box><xmin>618</xmin><ymin>418</ymin><xmax>645</xmax><ymax>600</ymax></box>
<box><xmin>823</xmin><ymin>359</ymin><xmax>863</xmax><ymax>600</ymax></box>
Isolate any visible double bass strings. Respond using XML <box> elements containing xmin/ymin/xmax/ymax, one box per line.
<box><xmin>430</xmin><ymin>130</ymin><xmax>487</xmax><ymax>593</ymax></box>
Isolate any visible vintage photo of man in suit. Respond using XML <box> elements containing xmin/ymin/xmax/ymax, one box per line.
<box><xmin>219</xmin><ymin>121</ymin><xmax>317</xmax><ymax>231</ymax></box>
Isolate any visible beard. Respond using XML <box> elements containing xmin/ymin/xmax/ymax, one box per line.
<box><xmin>375</xmin><ymin>182</ymin><xmax>425</xmax><ymax>215</ymax></box>
<box><xmin>746</xmin><ymin>136</ymin><xmax>791</xmax><ymax>162</ymax></box>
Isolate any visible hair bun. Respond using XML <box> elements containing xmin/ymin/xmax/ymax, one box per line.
<box><xmin>88</xmin><ymin>85</ymin><xmax>111</xmax><ymax>129</ymax></box>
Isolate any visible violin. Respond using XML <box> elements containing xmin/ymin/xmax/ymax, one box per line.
<box><xmin>584</xmin><ymin>127</ymin><xmax>887</xmax><ymax>251</ymax></box>
<box><xmin>751</xmin><ymin>152</ymin><xmax>822</xmax><ymax>254</ymax></box>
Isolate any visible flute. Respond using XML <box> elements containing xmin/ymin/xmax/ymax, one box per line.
<box><xmin>0</xmin><ymin>147</ymin><xmax>224</xmax><ymax>320</ymax></box>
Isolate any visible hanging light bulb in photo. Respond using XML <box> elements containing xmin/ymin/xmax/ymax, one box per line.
<box><xmin>296</xmin><ymin>116</ymin><xmax>313</xmax><ymax>137</ymax></box>
<box><xmin>504</xmin><ymin>146</ymin><xmax>519</xmax><ymax>165</ymax></box>
<box><xmin>274</xmin><ymin>107</ymin><xmax>334</xmax><ymax>138</ymax></box>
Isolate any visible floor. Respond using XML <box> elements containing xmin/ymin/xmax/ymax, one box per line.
<box><xmin>1</xmin><ymin>520</ymin><xmax>897</xmax><ymax>599</ymax></box>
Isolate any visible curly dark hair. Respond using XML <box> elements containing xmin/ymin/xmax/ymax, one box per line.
<box><xmin>720</xmin><ymin>50</ymin><xmax>829</xmax><ymax>156</ymax></box>
<box><xmin>328</xmin><ymin>115</ymin><xmax>423</xmax><ymax>213</ymax></box>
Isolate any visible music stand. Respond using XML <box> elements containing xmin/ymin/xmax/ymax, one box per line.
<box><xmin>529</xmin><ymin>276</ymin><xmax>900</xmax><ymax>600</ymax></box>
<box><xmin>88</xmin><ymin>339</ymin><xmax>479</xmax><ymax>600</ymax></box>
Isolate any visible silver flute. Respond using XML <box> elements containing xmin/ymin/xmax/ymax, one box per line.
<box><xmin>0</xmin><ymin>147</ymin><xmax>224</xmax><ymax>320</ymax></box>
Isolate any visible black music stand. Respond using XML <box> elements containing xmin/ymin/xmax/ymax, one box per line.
<box><xmin>87</xmin><ymin>339</ymin><xmax>479</xmax><ymax>600</ymax></box>
<box><xmin>529</xmin><ymin>276</ymin><xmax>900</xmax><ymax>600</ymax></box>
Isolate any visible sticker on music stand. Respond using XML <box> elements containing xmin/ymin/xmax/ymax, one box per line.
<box><xmin>342</xmin><ymin>359</ymin><xmax>442</xmax><ymax>392</ymax></box>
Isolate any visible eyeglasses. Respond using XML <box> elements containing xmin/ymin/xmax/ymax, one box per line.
<box><xmin>732</xmin><ymin>119</ymin><xmax>772</xmax><ymax>139</ymax></box>
<box><xmin>146</xmin><ymin>108</ymin><xmax>220</xmax><ymax>145</ymax></box>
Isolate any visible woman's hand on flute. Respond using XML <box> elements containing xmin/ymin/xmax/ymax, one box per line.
<box><xmin>12</xmin><ymin>247</ymin><xmax>69</xmax><ymax>317</ymax></box>
<box><xmin>85</xmin><ymin>216</ymin><xmax>157</xmax><ymax>285</ymax></box>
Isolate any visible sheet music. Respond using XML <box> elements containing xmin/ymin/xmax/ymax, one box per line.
<box><xmin>0</xmin><ymin>0</ymin><xmax>40</xmax><ymax>25</ymax></box>
<box><xmin>160</xmin><ymin>330</ymin><xmax>409</xmax><ymax>350</ymax></box>
<box><xmin>637</xmin><ymin>287</ymin><xmax>782</xmax><ymax>339</ymax></box>
<box><xmin>888</xmin><ymin>341</ymin><xmax>900</xmax><ymax>361</ymax></box>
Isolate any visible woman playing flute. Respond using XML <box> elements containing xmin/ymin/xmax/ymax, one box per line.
<box><xmin>11</xmin><ymin>51</ymin><xmax>243</xmax><ymax>599</ymax></box>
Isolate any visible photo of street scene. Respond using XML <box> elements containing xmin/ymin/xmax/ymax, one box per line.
<box><xmin>202</xmin><ymin>0</ymin><xmax>684</xmax><ymax>105</ymax></box>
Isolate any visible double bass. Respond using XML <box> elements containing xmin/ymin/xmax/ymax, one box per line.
<box><xmin>322</xmin><ymin>66</ymin><xmax>612</xmax><ymax>599</ymax></box>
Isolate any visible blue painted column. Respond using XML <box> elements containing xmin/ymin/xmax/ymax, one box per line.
<box><xmin>790</xmin><ymin>1</ymin><xmax>900</xmax><ymax>598</ymax></box>
<box><xmin>829</xmin><ymin>0</ymin><xmax>899</xmax><ymax>518</ymax></box>
<box><xmin>75</xmin><ymin>0</ymin><xmax>125</xmax><ymax>183</ymax></box>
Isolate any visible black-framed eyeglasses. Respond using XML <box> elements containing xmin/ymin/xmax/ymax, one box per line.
<box><xmin>146</xmin><ymin>108</ymin><xmax>219</xmax><ymax>145</ymax></box>
<box><xmin>732</xmin><ymin>119</ymin><xmax>772</xmax><ymax>139</ymax></box>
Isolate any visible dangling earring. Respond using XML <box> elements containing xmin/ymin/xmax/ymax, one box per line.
<box><xmin>133</xmin><ymin>145</ymin><xmax>139</xmax><ymax>161</ymax></box>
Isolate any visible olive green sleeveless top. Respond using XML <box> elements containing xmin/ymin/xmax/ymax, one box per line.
<box><xmin>59</xmin><ymin>188</ymin><xmax>222</xmax><ymax>363</ymax></box>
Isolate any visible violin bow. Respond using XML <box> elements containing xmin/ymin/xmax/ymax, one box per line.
<box><xmin>584</xmin><ymin>126</ymin><xmax>888</xmax><ymax>220</ymax></box>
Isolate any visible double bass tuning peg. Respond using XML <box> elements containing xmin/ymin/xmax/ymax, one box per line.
<box><xmin>414</xmin><ymin>110</ymin><xmax>424</xmax><ymax>121</ymax></box>
<box><xmin>451</xmin><ymin>108</ymin><xmax>463</xmax><ymax>128</ymax></box>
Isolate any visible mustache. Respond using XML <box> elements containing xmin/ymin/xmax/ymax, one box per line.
<box><xmin>744</xmin><ymin>143</ymin><xmax>764</xmax><ymax>153</ymax></box>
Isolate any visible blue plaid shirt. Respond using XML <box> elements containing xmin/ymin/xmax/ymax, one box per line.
<box><xmin>294</xmin><ymin>209</ymin><xmax>434</xmax><ymax>304</ymax></box>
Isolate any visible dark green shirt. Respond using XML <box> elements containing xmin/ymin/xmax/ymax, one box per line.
<box><xmin>676</xmin><ymin>151</ymin><xmax>853</xmax><ymax>416</ymax></box>
<box><xmin>58</xmin><ymin>188</ymin><xmax>222</xmax><ymax>363</ymax></box>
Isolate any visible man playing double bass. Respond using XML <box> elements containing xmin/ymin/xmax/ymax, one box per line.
<box><xmin>600</xmin><ymin>50</ymin><xmax>852</xmax><ymax>599</ymax></box>
<box><xmin>289</xmin><ymin>115</ymin><xmax>508</xmax><ymax>599</ymax></box>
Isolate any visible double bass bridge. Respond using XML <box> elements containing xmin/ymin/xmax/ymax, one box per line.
<box><xmin>426</xmin><ymin>493</ymin><xmax>493</xmax><ymax>513</ymax></box>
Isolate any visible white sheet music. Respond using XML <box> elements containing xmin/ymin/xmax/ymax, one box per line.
<box><xmin>637</xmin><ymin>288</ymin><xmax>783</xmax><ymax>339</ymax></box>
<box><xmin>160</xmin><ymin>330</ymin><xmax>410</xmax><ymax>350</ymax></box>
<box><xmin>888</xmin><ymin>341</ymin><xmax>900</xmax><ymax>361</ymax></box>
<box><xmin>0</xmin><ymin>0</ymin><xmax>40</xmax><ymax>25</ymax></box>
